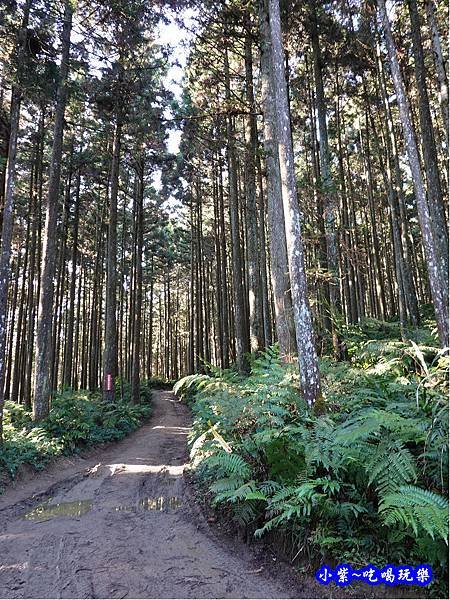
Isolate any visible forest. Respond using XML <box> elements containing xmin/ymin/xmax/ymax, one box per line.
<box><xmin>0</xmin><ymin>0</ymin><xmax>448</xmax><ymax>598</ymax></box>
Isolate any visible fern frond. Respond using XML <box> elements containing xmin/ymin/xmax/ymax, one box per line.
<box><xmin>209</xmin><ymin>476</ymin><xmax>244</xmax><ymax>494</ymax></box>
<box><xmin>233</xmin><ymin>502</ymin><xmax>258</xmax><ymax>527</ymax></box>
<box><xmin>203</xmin><ymin>450</ymin><xmax>252</xmax><ymax>479</ymax></box>
<box><xmin>259</xmin><ymin>480</ymin><xmax>281</xmax><ymax>496</ymax></box>
<box><xmin>213</xmin><ymin>481</ymin><xmax>255</xmax><ymax>504</ymax></box>
<box><xmin>379</xmin><ymin>485</ymin><xmax>449</xmax><ymax>542</ymax></box>
<box><xmin>173</xmin><ymin>373</ymin><xmax>210</xmax><ymax>396</ymax></box>
<box><xmin>366</xmin><ymin>439</ymin><xmax>416</xmax><ymax>494</ymax></box>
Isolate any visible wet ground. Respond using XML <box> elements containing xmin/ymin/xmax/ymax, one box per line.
<box><xmin>0</xmin><ymin>391</ymin><xmax>308</xmax><ymax>599</ymax></box>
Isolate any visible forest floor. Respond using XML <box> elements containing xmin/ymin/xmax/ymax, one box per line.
<box><xmin>0</xmin><ymin>390</ymin><xmax>314</xmax><ymax>599</ymax></box>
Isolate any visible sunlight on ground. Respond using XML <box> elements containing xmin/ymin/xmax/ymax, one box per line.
<box><xmin>151</xmin><ymin>425</ymin><xmax>190</xmax><ymax>436</ymax></box>
<box><xmin>107</xmin><ymin>463</ymin><xmax>186</xmax><ymax>476</ymax></box>
<box><xmin>0</xmin><ymin>562</ymin><xmax>29</xmax><ymax>573</ymax></box>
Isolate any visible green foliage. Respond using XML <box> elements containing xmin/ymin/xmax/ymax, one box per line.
<box><xmin>205</xmin><ymin>450</ymin><xmax>252</xmax><ymax>479</ymax></box>
<box><xmin>379</xmin><ymin>485</ymin><xmax>449</xmax><ymax>541</ymax></box>
<box><xmin>3</xmin><ymin>400</ymin><xmax>33</xmax><ymax>429</ymax></box>
<box><xmin>145</xmin><ymin>376</ymin><xmax>176</xmax><ymax>390</ymax></box>
<box><xmin>0</xmin><ymin>386</ymin><xmax>152</xmax><ymax>482</ymax></box>
<box><xmin>178</xmin><ymin>336</ymin><xmax>449</xmax><ymax>592</ymax></box>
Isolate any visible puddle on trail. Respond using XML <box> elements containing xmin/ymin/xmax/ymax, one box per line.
<box><xmin>24</xmin><ymin>499</ymin><xmax>93</xmax><ymax>520</ymax></box>
<box><xmin>139</xmin><ymin>496</ymin><xmax>182</xmax><ymax>511</ymax></box>
<box><xmin>24</xmin><ymin>496</ymin><xmax>182</xmax><ymax>520</ymax></box>
<box><xmin>114</xmin><ymin>496</ymin><xmax>182</xmax><ymax>512</ymax></box>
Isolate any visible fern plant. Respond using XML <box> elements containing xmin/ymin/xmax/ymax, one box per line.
<box><xmin>178</xmin><ymin>332</ymin><xmax>449</xmax><ymax>591</ymax></box>
<box><xmin>379</xmin><ymin>485</ymin><xmax>448</xmax><ymax>542</ymax></box>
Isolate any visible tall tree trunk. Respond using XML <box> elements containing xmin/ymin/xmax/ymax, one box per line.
<box><xmin>52</xmin><ymin>167</ymin><xmax>70</xmax><ymax>391</ymax></box>
<box><xmin>33</xmin><ymin>2</ymin><xmax>73</xmax><ymax>421</ymax></box>
<box><xmin>407</xmin><ymin>0</ymin><xmax>449</xmax><ymax>287</ymax></box>
<box><xmin>361</xmin><ymin>110</ymin><xmax>387</xmax><ymax>319</ymax></box>
<box><xmin>73</xmin><ymin>257</ymin><xmax>83</xmax><ymax>389</ymax></box>
<box><xmin>306</xmin><ymin>54</ymin><xmax>330</xmax><ymax>336</ymax></box>
<box><xmin>218</xmin><ymin>154</ymin><xmax>230</xmax><ymax>367</ymax></box>
<box><xmin>369</xmin><ymin>110</ymin><xmax>415</xmax><ymax>333</ymax></box>
<box><xmin>212</xmin><ymin>157</ymin><xmax>224</xmax><ymax>367</ymax></box>
<box><xmin>335</xmin><ymin>82</ymin><xmax>357</xmax><ymax>325</ymax></box>
<box><xmin>24</xmin><ymin>166</ymin><xmax>39</xmax><ymax>408</ymax></box>
<box><xmin>10</xmin><ymin>198</ymin><xmax>31</xmax><ymax>404</ymax></box>
<box><xmin>131</xmin><ymin>158</ymin><xmax>144</xmax><ymax>403</ymax></box>
<box><xmin>258</xmin><ymin>0</ymin><xmax>296</xmax><ymax>361</ymax></box>
<box><xmin>103</xmin><ymin>117</ymin><xmax>122</xmax><ymax>400</ymax></box>
<box><xmin>267</xmin><ymin>0</ymin><xmax>321</xmax><ymax>406</ymax></box>
<box><xmin>374</xmin><ymin>40</ymin><xmax>420</xmax><ymax>326</ymax></box>
<box><xmin>244</xmin><ymin>27</ymin><xmax>264</xmax><ymax>352</ymax></box>
<box><xmin>0</xmin><ymin>0</ymin><xmax>32</xmax><ymax>441</ymax></box>
<box><xmin>224</xmin><ymin>44</ymin><xmax>249</xmax><ymax>373</ymax></box>
<box><xmin>63</xmin><ymin>166</ymin><xmax>81</xmax><ymax>387</ymax></box>
<box><xmin>256</xmin><ymin>155</ymin><xmax>272</xmax><ymax>346</ymax></box>
<box><xmin>377</xmin><ymin>0</ymin><xmax>448</xmax><ymax>347</ymax></box>
<box><xmin>424</xmin><ymin>0</ymin><xmax>449</xmax><ymax>145</ymax></box>
<box><xmin>146</xmin><ymin>259</ymin><xmax>154</xmax><ymax>380</ymax></box>
<box><xmin>309</xmin><ymin>1</ymin><xmax>343</xmax><ymax>358</ymax></box>
<box><xmin>188</xmin><ymin>196</ymin><xmax>195</xmax><ymax>374</ymax></box>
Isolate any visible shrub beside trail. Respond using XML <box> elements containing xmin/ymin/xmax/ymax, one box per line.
<box><xmin>0</xmin><ymin>382</ymin><xmax>152</xmax><ymax>484</ymax></box>
<box><xmin>175</xmin><ymin>319</ymin><xmax>449</xmax><ymax>596</ymax></box>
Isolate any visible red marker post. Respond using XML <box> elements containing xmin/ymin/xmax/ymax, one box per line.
<box><xmin>104</xmin><ymin>373</ymin><xmax>113</xmax><ymax>400</ymax></box>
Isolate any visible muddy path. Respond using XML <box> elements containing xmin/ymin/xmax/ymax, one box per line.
<box><xmin>0</xmin><ymin>390</ymin><xmax>312</xmax><ymax>599</ymax></box>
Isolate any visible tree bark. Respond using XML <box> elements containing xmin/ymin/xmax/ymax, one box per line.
<box><xmin>103</xmin><ymin>117</ymin><xmax>122</xmax><ymax>400</ymax></box>
<box><xmin>224</xmin><ymin>44</ymin><xmax>249</xmax><ymax>373</ymax></box>
<box><xmin>0</xmin><ymin>0</ymin><xmax>32</xmax><ymax>441</ymax></box>
<box><xmin>63</xmin><ymin>165</ymin><xmax>81</xmax><ymax>387</ymax></box>
<box><xmin>33</xmin><ymin>2</ymin><xmax>73</xmax><ymax>421</ymax></box>
<box><xmin>407</xmin><ymin>0</ymin><xmax>449</xmax><ymax>289</ymax></box>
<box><xmin>244</xmin><ymin>27</ymin><xmax>264</xmax><ymax>353</ymax></box>
<box><xmin>377</xmin><ymin>0</ymin><xmax>448</xmax><ymax>347</ymax></box>
<box><xmin>374</xmin><ymin>43</ymin><xmax>420</xmax><ymax>326</ymax></box>
<box><xmin>424</xmin><ymin>0</ymin><xmax>449</xmax><ymax>146</ymax></box>
<box><xmin>131</xmin><ymin>158</ymin><xmax>144</xmax><ymax>403</ymax></box>
<box><xmin>309</xmin><ymin>2</ymin><xmax>344</xmax><ymax>358</ymax></box>
<box><xmin>218</xmin><ymin>153</ymin><xmax>230</xmax><ymax>367</ymax></box>
<box><xmin>267</xmin><ymin>0</ymin><xmax>321</xmax><ymax>406</ymax></box>
<box><xmin>258</xmin><ymin>0</ymin><xmax>297</xmax><ymax>361</ymax></box>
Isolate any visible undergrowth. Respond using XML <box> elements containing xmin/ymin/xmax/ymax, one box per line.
<box><xmin>0</xmin><ymin>382</ymin><xmax>152</xmax><ymax>484</ymax></box>
<box><xmin>175</xmin><ymin>318</ymin><xmax>449</xmax><ymax>595</ymax></box>
<box><xmin>146</xmin><ymin>376</ymin><xmax>177</xmax><ymax>390</ymax></box>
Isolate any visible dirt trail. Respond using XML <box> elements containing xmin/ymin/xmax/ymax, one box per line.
<box><xmin>0</xmin><ymin>391</ymin><xmax>306</xmax><ymax>599</ymax></box>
